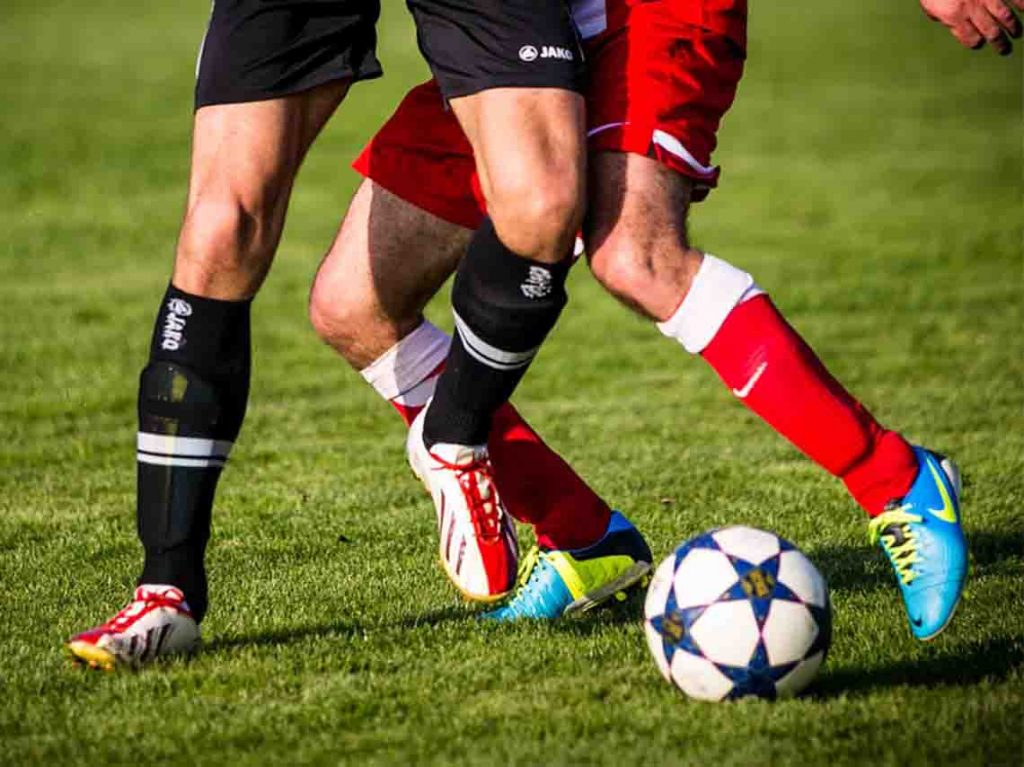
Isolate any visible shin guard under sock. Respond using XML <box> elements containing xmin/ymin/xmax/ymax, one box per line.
<box><xmin>136</xmin><ymin>284</ymin><xmax>251</xmax><ymax>622</ymax></box>
<box><xmin>424</xmin><ymin>218</ymin><xmax>570</xmax><ymax>447</ymax></box>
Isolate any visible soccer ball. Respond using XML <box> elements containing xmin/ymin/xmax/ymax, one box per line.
<box><xmin>643</xmin><ymin>525</ymin><xmax>831</xmax><ymax>701</ymax></box>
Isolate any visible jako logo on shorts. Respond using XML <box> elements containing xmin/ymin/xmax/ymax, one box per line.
<box><xmin>519</xmin><ymin>45</ymin><xmax>574</xmax><ymax>62</ymax></box>
<box><xmin>161</xmin><ymin>298</ymin><xmax>192</xmax><ymax>351</ymax></box>
<box><xmin>541</xmin><ymin>45</ymin><xmax>574</xmax><ymax>60</ymax></box>
<box><xmin>519</xmin><ymin>45</ymin><xmax>539</xmax><ymax>61</ymax></box>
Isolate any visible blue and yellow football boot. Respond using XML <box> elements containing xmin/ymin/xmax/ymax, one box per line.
<box><xmin>868</xmin><ymin>446</ymin><xmax>967</xmax><ymax>641</ymax></box>
<box><xmin>481</xmin><ymin>511</ymin><xmax>652</xmax><ymax>621</ymax></box>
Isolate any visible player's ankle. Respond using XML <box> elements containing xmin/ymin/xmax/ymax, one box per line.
<box><xmin>360</xmin><ymin>321</ymin><xmax>449</xmax><ymax>426</ymax></box>
<box><xmin>843</xmin><ymin>431</ymin><xmax>919</xmax><ymax>516</ymax></box>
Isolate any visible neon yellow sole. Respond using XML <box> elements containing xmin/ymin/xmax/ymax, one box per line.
<box><xmin>66</xmin><ymin>641</ymin><xmax>118</xmax><ymax>671</ymax></box>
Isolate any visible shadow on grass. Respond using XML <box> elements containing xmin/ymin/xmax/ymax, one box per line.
<box><xmin>807</xmin><ymin>542</ymin><xmax>887</xmax><ymax>595</ymax></box>
<box><xmin>968</xmin><ymin>529</ymin><xmax>1024</xmax><ymax>574</ymax></box>
<box><xmin>810</xmin><ymin>528</ymin><xmax>1023</xmax><ymax>595</ymax></box>
<box><xmin>812</xmin><ymin>635</ymin><xmax>1024</xmax><ymax>699</ymax></box>
<box><xmin>544</xmin><ymin>590</ymin><xmax>646</xmax><ymax>636</ymax></box>
<box><xmin>191</xmin><ymin>528</ymin><xmax>1023</xmax><ymax>659</ymax></box>
<box><xmin>202</xmin><ymin>593</ymin><xmax>649</xmax><ymax>656</ymax></box>
<box><xmin>202</xmin><ymin>605</ymin><xmax>473</xmax><ymax>655</ymax></box>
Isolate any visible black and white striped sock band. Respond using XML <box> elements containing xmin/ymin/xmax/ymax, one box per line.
<box><xmin>452</xmin><ymin>311</ymin><xmax>539</xmax><ymax>372</ymax></box>
<box><xmin>136</xmin><ymin>433</ymin><xmax>233</xmax><ymax>469</ymax></box>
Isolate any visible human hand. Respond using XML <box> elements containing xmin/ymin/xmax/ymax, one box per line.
<box><xmin>919</xmin><ymin>0</ymin><xmax>1024</xmax><ymax>54</ymax></box>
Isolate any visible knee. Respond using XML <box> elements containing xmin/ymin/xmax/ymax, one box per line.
<box><xmin>175</xmin><ymin>195</ymin><xmax>282</xmax><ymax>294</ymax></box>
<box><xmin>588</xmin><ymin>234</ymin><xmax>701</xmax><ymax>322</ymax></box>
<box><xmin>589</xmin><ymin>235</ymin><xmax>657</xmax><ymax>308</ymax></box>
<box><xmin>486</xmin><ymin>166</ymin><xmax>584</xmax><ymax>263</ymax></box>
<box><xmin>308</xmin><ymin>272</ymin><xmax>367</xmax><ymax>353</ymax></box>
<box><xmin>308</xmin><ymin>264</ymin><xmax>420</xmax><ymax>371</ymax></box>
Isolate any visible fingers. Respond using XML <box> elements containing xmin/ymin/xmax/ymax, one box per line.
<box><xmin>949</xmin><ymin>17</ymin><xmax>985</xmax><ymax>48</ymax></box>
<box><xmin>930</xmin><ymin>0</ymin><xmax>1023</xmax><ymax>53</ymax></box>
<box><xmin>920</xmin><ymin>0</ymin><xmax>939</xmax><ymax>21</ymax></box>
<box><xmin>970</xmin><ymin>3</ymin><xmax>1013</xmax><ymax>53</ymax></box>
<box><xmin>984</xmin><ymin>0</ymin><xmax>1023</xmax><ymax>37</ymax></box>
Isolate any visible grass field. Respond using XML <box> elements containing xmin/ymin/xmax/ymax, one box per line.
<box><xmin>1</xmin><ymin>0</ymin><xmax>1022</xmax><ymax>764</ymax></box>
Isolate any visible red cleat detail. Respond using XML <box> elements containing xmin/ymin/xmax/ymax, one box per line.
<box><xmin>66</xmin><ymin>585</ymin><xmax>200</xmax><ymax>669</ymax></box>
<box><xmin>388</xmin><ymin>367</ymin><xmax>611</xmax><ymax>552</ymax></box>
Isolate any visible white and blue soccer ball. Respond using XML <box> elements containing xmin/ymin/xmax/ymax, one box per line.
<box><xmin>644</xmin><ymin>525</ymin><xmax>831</xmax><ymax>701</ymax></box>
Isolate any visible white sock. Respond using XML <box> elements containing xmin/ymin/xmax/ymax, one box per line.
<box><xmin>656</xmin><ymin>254</ymin><xmax>765</xmax><ymax>353</ymax></box>
<box><xmin>360</xmin><ymin>320</ymin><xmax>451</xmax><ymax>409</ymax></box>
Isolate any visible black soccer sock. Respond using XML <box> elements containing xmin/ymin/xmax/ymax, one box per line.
<box><xmin>423</xmin><ymin>218</ymin><xmax>570</xmax><ymax>447</ymax></box>
<box><xmin>135</xmin><ymin>284</ymin><xmax>251</xmax><ymax>623</ymax></box>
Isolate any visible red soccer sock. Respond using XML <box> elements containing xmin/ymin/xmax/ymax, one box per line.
<box><xmin>700</xmin><ymin>295</ymin><xmax>918</xmax><ymax>515</ymax></box>
<box><xmin>363</xmin><ymin>321</ymin><xmax>611</xmax><ymax>549</ymax></box>
<box><xmin>487</xmin><ymin>404</ymin><xmax>611</xmax><ymax>550</ymax></box>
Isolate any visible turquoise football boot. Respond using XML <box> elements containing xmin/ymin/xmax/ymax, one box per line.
<box><xmin>482</xmin><ymin>511</ymin><xmax>652</xmax><ymax>621</ymax></box>
<box><xmin>868</xmin><ymin>446</ymin><xmax>967</xmax><ymax>641</ymax></box>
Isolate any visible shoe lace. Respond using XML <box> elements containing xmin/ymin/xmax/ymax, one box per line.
<box><xmin>500</xmin><ymin>546</ymin><xmax>545</xmax><ymax>608</ymax></box>
<box><xmin>868</xmin><ymin>505</ymin><xmax>923</xmax><ymax>586</ymax></box>
<box><xmin>104</xmin><ymin>591</ymin><xmax>182</xmax><ymax>631</ymax></box>
<box><xmin>516</xmin><ymin>546</ymin><xmax>543</xmax><ymax>589</ymax></box>
<box><xmin>105</xmin><ymin>597</ymin><xmax>149</xmax><ymax>631</ymax></box>
<box><xmin>431</xmin><ymin>451</ymin><xmax>504</xmax><ymax>540</ymax></box>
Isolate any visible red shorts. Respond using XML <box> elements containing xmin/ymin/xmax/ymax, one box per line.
<box><xmin>353</xmin><ymin>0</ymin><xmax>747</xmax><ymax>230</ymax></box>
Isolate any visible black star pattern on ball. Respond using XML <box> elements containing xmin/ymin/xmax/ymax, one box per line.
<box><xmin>651</xmin><ymin>586</ymin><xmax>709</xmax><ymax>665</ymax></box>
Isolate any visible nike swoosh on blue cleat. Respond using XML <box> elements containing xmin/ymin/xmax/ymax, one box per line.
<box><xmin>481</xmin><ymin>511</ymin><xmax>652</xmax><ymax>622</ymax></box>
<box><xmin>868</xmin><ymin>446</ymin><xmax>967</xmax><ymax>641</ymax></box>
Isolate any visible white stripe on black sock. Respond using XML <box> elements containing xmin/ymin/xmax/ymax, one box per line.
<box><xmin>453</xmin><ymin>311</ymin><xmax>537</xmax><ymax>372</ymax></box>
<box><xmin>136</xmin><ymin>432</ymin><xmax>232</xmax><ymax>468</ymax></box>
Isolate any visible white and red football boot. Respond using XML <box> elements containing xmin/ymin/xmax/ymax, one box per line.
<box><xmin>66</xmin><ymin>585</ymin><xmax>200</xmax><ymax>670</ymax></box>
<box><xmin>407</xmin><ymin>409</ymin><xmax>518</xmax><ymax>602</ymax></box>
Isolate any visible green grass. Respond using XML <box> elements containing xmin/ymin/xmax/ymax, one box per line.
<box><xmin>1</xmin><ymin>0</ymin><xmax>1022</xmax><ymax>764</ymax></box>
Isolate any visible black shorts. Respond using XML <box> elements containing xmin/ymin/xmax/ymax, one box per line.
<box><xmin>195</xmin><ymin>0</ymin><xmax>383</xmax><ymax>109</ymax></box>
<box><xmin>407</xmin><ymin>0</ymin><xmax>584</xmax><ymax>99</ymax></box>
<box><xmin>195</xmin><ymin>0</ymin><xmax>582</xmax><ymax>109</ymax></box>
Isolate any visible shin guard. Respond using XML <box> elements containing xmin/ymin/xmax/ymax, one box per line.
<box><xmin>424</xmin><ymin>218</ymin><xmax>570</xmax><ymax>447</ymax></box>
<box><xmin>136</xmin><ymin>285</ymin><xmax>251</xmax><ymax>622</ymax></box>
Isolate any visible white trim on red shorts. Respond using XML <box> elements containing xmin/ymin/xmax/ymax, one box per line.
<box><xmin>587</xmin><ymin>121</ymin><xmax>629</xmax><ymax>138</ymax></box>
<box><xmin>651</xmin><ymin>130</ymin><xmax>717</xmax><ymax>178</ymax></box>
<box><xmin>587</xmin><ymin>123</ymin><xmax>717</xmax><ymax>180</ymax></box>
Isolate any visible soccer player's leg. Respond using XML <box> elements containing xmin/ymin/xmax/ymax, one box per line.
<box><xmin>401</xmin><ymin>2</ymin><xmax>587</xmax><ymax>571</ymax></box>
<box><xmin>309</xmin><ymin>177</ymin><xmax>648</xmax><ymax>609</ymax></box>
<box><xmin>581</xmin><ymin>7</ymin><xmax>965</xmax><ymax>638</ymax></box>
<box><xmin>67</xmin><ymin>88</ymin><xmax>347</xmax><ymax>670</ymax></box>
<box><xmin>425</xmin><ymin>88</ymin><xmax>584</xmax><ymax>451</ymax></box>
<box><xmin>589</xmin><ymin>156</ymin><xmax>965</xmax><ymax>639</ymax></box>
<box><xmin>311</xmin><ymin>179</ymin><xmax>516</xmax><ymax>602</ymax></box>
<box><xmin>67</xmin><ymin>0</ymin><xmax>379</xmax><ymax>668</ymax></box>
<box><xmin>309</xmin><ymin>84</ymin><xmax>650</xmax><ymax>611</ymax></box>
